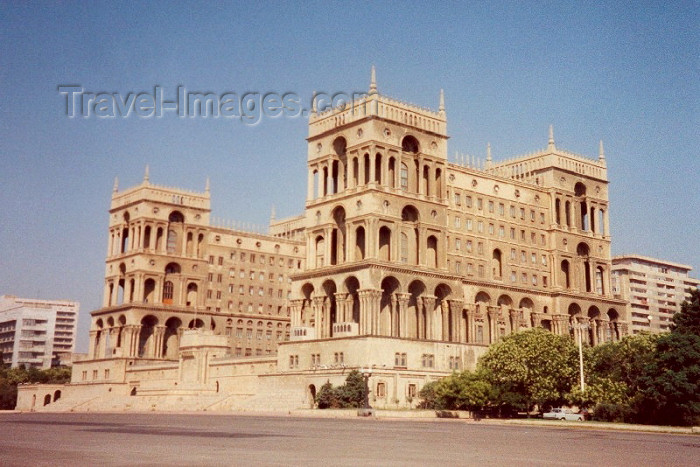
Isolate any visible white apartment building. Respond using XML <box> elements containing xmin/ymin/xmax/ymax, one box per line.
<box><xmin>612</xmin><ymin>255</ymin><xmax>700</xmax><ymax>334</ymax></box>
<box><xmin>0</xmin><ymin>295</ymin><xmax>79</xmax><ymax>368</ymax></box>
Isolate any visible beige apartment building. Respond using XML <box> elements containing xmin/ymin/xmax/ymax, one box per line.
<box><xmin>612</xmin><ymin>255</ymin><xmax>700</xmax><ymax>334</ymax></box>
<box><xmin>0</xmin><ymin>295</ymin><xmax>79</xmax><ymax>368</ymax></box>
<box><xmin>17</xmin><ymin>70</ymin><xmax>631</xmax><ymax>411</ymax></box>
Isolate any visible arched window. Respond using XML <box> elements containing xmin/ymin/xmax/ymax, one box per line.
<box><xmin>388</xmin><ymin>157</ymin><xmax>396</xmax><ymax>188</ymax></box>
<box><xmin>561</xmin><ymin>260</ymin><xmax>570</xmax><ymax>289</ymax></box>
<box><xmin>492</xmin><ymin>249</ymin><xmax>502</xmax><ymax>279</ymax></box>
<box><xmin>555</xmin><ymin>199</ymin><xmax>561</xmax><ymax>225</ymax></box>
<box><xmin>355</xmin><ymin>226</ymin><xmax>366</xmax><ymax>260</ymax></box>
<box><xmin>565</xmin><ymin>201</ymin><xmax>571</xmax><ymax>227</ymax></box>
<box><xmin>427</xmin><ymin>235</ymin><xmax>437</xmax><ymax>268</ymax></box>
<box><xmin>400</xmin><ymin>232</ymin><xmax>409</xmax><ymax>263</ymax></box>
<box><xmin>400</xmin><ymin>163</ymin><xmax>408</xmax><ymax>190</ymax></box>
<box><xmin>143</xmin><ymin>225</ymin><xmax>151</xmax><ymax>249</ymax></box>
<box><xmin>379</xmin><ymin>226</ymin><xmax>391</xmax><ymax>261</ymax></box>
<box><xmin>163</xmin><ymin>280</ymin><xmax>174</xmax><ymax>304</ymax></box>
<box><xmin>315</xmin><ymin>236</ymin><xmax>325</xmax><ymax>268</ymax></box>
<box><xmin>186</xmin><ymin>283</ymin><xmax>198</xmax><ymax>306</ymax></box>
<box><xmin>166</xmin><ymin>230</ymin><xmax>177</xmax><ymax>253</ymax></box>
<box><xmin>596</xmin><ymin>267</ymin><xmax>604</xmax><ymax>295</ymax></box>
<box><xmin>401</xmin><ymin>135</ymin><xmax>419</xmax><ymax>153</ymax></box>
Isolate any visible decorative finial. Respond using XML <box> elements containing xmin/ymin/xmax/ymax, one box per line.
<box><xmin>439</xmin><ymin>89</ymin><xmax>445</xmax><ymax>113</ymax></box>
<box><xmin>369</xmin><ymin>65</ymin><xmax>377</xmax><ymax>94</ymax></box>
<box><xmin>598</xmin><ymin>140</ymin><xmax>605</xmax><ymax>162</ymax></box>
<box><xmin>113</xmin><ymin>176</ymin><xmax>119</xmax><ymax>193</ymax></box>
<box><xmin>548</xmin><ymin>124</ymin><xmax>555</xmax><ymax>150</ymax></box>
<box><xmin>311</xmin><ymin>90</ymin><xmax>317</xmax><ymax>114</ymax></box>
<box><xmin>486</xmin><ymin>142</ymin><xmax>492</xmax><ymax>168</ymax></box>
<box><xmin>143</xmin><ymin>165</ymin><xmax>150</xmax><ymax>183</ymax></box>
<box><xmin>270</xmin><ymin>205</ymin><xmax>276</xmax><ymax>221</ymax></box>
<box><xmin>205</xmin><ymin>177</ymin><xmax>210</xmax><ymax>194</ymax></box>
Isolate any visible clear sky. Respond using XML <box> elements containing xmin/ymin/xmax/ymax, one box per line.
<box><xmin>1</xmin><ymin>1</ymin><xmax>698</xmax><ymax>353</ymax></box>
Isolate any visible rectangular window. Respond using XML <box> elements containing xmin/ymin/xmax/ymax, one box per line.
<box><xmin>510</xmin><ymin>248</ymin><xmax>516</xmax><ymax>260</ymax></box>
<box><xmin>240</xmin><ymin>252</ymin><xmax>246</xmax><ymax>261</ymax></box>
<box><xmin>521</xmin><ymin>251</ymin><xmax>526</xmax><ymax>262</ymax></box>
<box><xmin>408</xmin><ymin>384</ymin><xmax>417</xmax><ymax>398</ymax></box>
<box><xmin>454</xmin><ymin>217</ymin><xmax>461</xmax><ymax>228</ymax></box>
<box><xmin>207</xmin><ymin>273</ymin><xmax>213</xmax><ymax>282</ymax></box>
<box><xmin>541</xmin><ymin>234</ymin><xmax>546</xmax><ymax>245</ymax></box>
<box><xmin>488</xmin><ymin>201</ymin><xmax>494</xmax><ymax>213</ymax></box>
<box><xmin>531</xmin><ymin>232</ymin><xmax>536</xmax><ymax>244</ymax></box>
<box><xmin>466</xmin><ymin>240</ymin><xmax>473</xmax><ymax>253</ymax></box>
<box><xmin>532</xmin><ymin>275</ymin><xmax>538</xmax><ymax>286</ymax></box>
<box><xmin>218</xmin><ymin>256</ymin><xmax>224</xmax><ymax>265</ymax></box>
<box><xmin>467</xmin><ymin>263</ymin><xmax>473</xmax><ymax>274</ymax></box>
<box><xmin>477</xmin><ymin>221</ymin><xmax>484</xmax><ymax>233</ymax></box>
<box><xmin>541</xmin><ymin>255</ymin><xmax>547</xmax><ymax>266</ymax></box>
<box><xmin>454</xmin><ymin>193</ymin><xmax>461</xmax><ymax>205</ymax></box>
<box><xmin>455</xmin><ymin>238</ymin><xmax>461</xmax><ymax>250</ymax></box>
<box><xmin>477</xmin><ymin>242</ymin><xmax>483</xmax><ymax>254</ymax></box>
<box><xmin>498</xmin><ymin>225</ymin><xmax>505</xmax><ymax>237</ymax></box>
<box><xmin>466</xmin><ymin>219</ymin><xmax>473</xmax><ymax>231</ymax></box>
<box><xmin>540</xmin><ymin>212</ymin><xmax>545</xmax><ymax>224</ymax></box>
<box><xmin>521</xmin><ymin>273</ymin><xmax>527</xmax><ymax>283</ymax></box>
<box><xmin>530</xmin><ymin>210</ymin><xmax>536</xmax><ymax>221</ymax></box>
<box><xmin>376</xmin><ymin>382</ymin><xmax>386</xmax><ymax>398</ymax></box>
<box><xmin>510</xmin><ymin>271</ymin><xmax>517</xmax><ymax>283</ymax></box>
<box><xmin>520</xmin><ymin>208</ymin><xmax>525</xmax><ymax>219</ymax></box>
<box><xmin>499</xmin><ymin>203</ymin><xmax>505</xmax><ymax>216</ymax></box>
<box><xmin>478</xmin><ymin>264</ymin><xmax>485</xmax><ymax>277</ymax></box>
<box><xmin>531</xmin><ymin>253</ymin><xmax>537</xmax><ymax>264</ymax></box>
<box><xmin>250</xmin><ymin>254</ymin><xmax>256</xmax><ymax>263</ymax></box>
<box><xmin>477</xmin><ymin>198</ymin><xmax>483</xmax><ymax>210</ymax></box>
<box><xmin>217</xmin><ymin>274</ymin><xmax>222</xmax><ymax>283</ymax></box>
<box><xmin>394</xmin><ymin>352</ymin><xmax>407</xmax><ymax>367</ymax></box>
<box><xmin>208</xmin><ymin>255</ymin><xmax>214</xmax><ymax>264</ymax></box>
<box><xmin>488</xmin><ymin>223</ymin><xmax>494</xmax><ymax>235</ymax></box>
<box><xmin>422</xmin><ymin>354</ymin><xmax>435</xmax><ymax>368</ymax></box>
<box><xmin>456</xmin><ymin>261</ymin><xmax>462</xmax><ymax>273</ymax></box>
<box><xmin>216</xmin><ymin>291</ymin><xmax>221</xmax><ymax>299</ymax></box>
<box><xmin>465</xmin><ymin>196</ymin><xmax>473</xmax><ymax>208</ymax></box>
<box><xmin>510</xmin><ymin>205</ymin><xmax>515</xmax><ymax>217</ymax></box>
<box><xmin>510</xmin><ymin>227</ymin><xmax>515</xmax><ymax>239</ymax></box>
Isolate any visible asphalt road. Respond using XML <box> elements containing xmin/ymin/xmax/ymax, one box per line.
<box><xmin>1</xmin><ymin>412</ymin><xmax>697</xmax><ymax>466</ymax></box>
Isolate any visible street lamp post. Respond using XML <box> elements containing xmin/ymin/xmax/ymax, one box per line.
<box><xmin>570</xmin><ymin>321</ymin><xmax>589</xmax><ymax>393</ymax></box>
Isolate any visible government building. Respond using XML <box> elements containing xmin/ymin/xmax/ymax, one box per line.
<box><xmin>16</xmin><ymin>70</ymin><xmax>631</xmax><ymax>411</ymax></box>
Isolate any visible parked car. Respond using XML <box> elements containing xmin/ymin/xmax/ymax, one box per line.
<box><xmin>542</xmin><ymin>408</ymin><xmax>584</xmax><ymax>421</ymax></box>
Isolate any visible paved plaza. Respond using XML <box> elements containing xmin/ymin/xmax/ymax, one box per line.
<box><xmin>1</xmin><ymin>412</ymin><xmax>698</xmax><ymax>466</ymax></box>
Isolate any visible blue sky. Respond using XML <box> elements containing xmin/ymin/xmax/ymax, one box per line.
<box><xmin>1</xmin><ymin>1</ymin><xmax>698</xmax><ymax>352</ymax></box>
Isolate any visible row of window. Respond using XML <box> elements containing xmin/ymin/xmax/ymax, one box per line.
<box><xmin>235</xmin><ymin>347</ymin><xmax>275</xmax><ymax>357</ymax></box>
<box><xmin>207</xmin><ymin>286</ymin><xmax>288</xmax><ymax>299</ymax></box>
<box><xmin>211</xmin><ymin>252</ymin><xmax>302</xmax><ymax>270</ymax></box>
<box><xmin>449</xmin><ymin>217</ymin><xmax>547</xmax><ymax>246</ymax></box>
<box><xmin>452</xmin><ymin>193</ymin><xmax>546</xmax><ymax>222</ymax></box>
<box><xmin>205</xmin><ymin>302</ymin><xmax>290</xmax><ymax>316</ymax></box>
<box><xmin>81</xmin><ymin>369</ymin><xmax>110</xmax><ymax>381</ymax></box>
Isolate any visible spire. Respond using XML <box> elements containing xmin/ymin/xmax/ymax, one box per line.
<box><xmin>599</xmin><ymin>140</ymin><xmax>606</xmax><ymax>165</ymax></box>
<box><xmin>205</xmin><ymin>177</ymin><xmax>210</xmax><ymax>195</ymax></box>
<box><xmin>113</xmin><ymin>176</ymin><xmax>119</xmax><ymax>193</ymax></box>
<box><xmin>439</xmin><ymin>89</ymin><xmax>445</xmax><ymax>113</ymax></box>
<box><xmin>143</xmin><ymin>165</ymin><xmax>150</xmax><ymax>184</ymax></box>
<box><xmin>270</xmin><ymin>205</ymin><xmax>276</xmax><ymax>222</ymax></box>
<box><xmin>369</xmin><ymin>65</ymin><xmax>377</xmax><ymax>94</ymax></box>
<box><xmin>548</xmin><ymin>124</ymin><xmax>556</xmax><ymax>150</ymax></box>
<box><xmin>486</xmin><ymin>142</ymin><xmax>492</xmax><ymax>168</ymax></box>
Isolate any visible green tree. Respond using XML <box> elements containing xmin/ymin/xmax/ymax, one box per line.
<box><xmin>478</xmin><ymin>328</ymin><xmax>578</xmax><ymax>413</ymax></box>
<box><xmin>670</xmin><ymin>288</ymin><xmax>700</xmax><ymax>335</ymax></box>
<box><xmin>434</xmin><ymin>370</ymin><xmax>493</xmax><ymax>411</ymax></box>
<box><xmin>314</xmin><ymin>371</ymin><xmax>367</xmax><ymax>409</ymax></box>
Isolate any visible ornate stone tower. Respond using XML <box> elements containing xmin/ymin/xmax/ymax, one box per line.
<box><xmin>291</xmin><ymin>68</ymin><xmax>462</xmax><ymax>344</ymax></box>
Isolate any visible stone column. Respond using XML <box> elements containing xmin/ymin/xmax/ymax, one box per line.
<box><xmin>509</xmin><ymin>308</ymin><xmax>520</xmax><ymax>335</ymax></box>
<box><xmin>334</xmin><ymin>293</ymin><xmax>348</xmax><ymax>323</ymax></box>
<box><xmin>390</xmin><ymin>294</ymin><xmax>398</xmax><ymax>337</ymax></box>
<box><xmin>312</xmin><ymin>296</ymin><xmax>325</xmax><ymax>339</ymax></box>
<box><xmin>289</xmin><ymin>299</ymin><xmax>304</xmax><ymax>328</ymax></box>
<box><xmin>395</xmin><ymin>293</ymin><xmax>410</xmax><ymax>338</ymax></box>
<box><xmin>449</xmin><ymin>299</ymin><xmax>464</xmax><ymax>342</ymax></box>
<box><xmin>358</xmin><ymin>153</ymin><xmax>365</xmax><ymax>186</ymax></box>
<box><xmin>531</xmin><ymin>312</ymin><xmax>542</xmax><ymax>328</ymax></box>
<box><xmin>464</xmin><ymin>304</ymin><xmax>476</xmax><ymax>343</ymax></box>
<box><xmin>372</xmin><ymin>290</ymin><xmax>383</xmax><ymax>335</ymax></box>
<box><xmin>154</xmin><ymin>325</ymin><xmax>166</xmax><ymax>358</ymax></box>
<box><xmin>307</xmin><ymin>167</ymin><xmax>314</xmax><ymax>201</ymax></box>
<box><xmin>589</xmin><ymin>319</ymin><xmax>597</xmax><ymax>346</ymax></box>
<box><xmin>338</xmin><ymin>160</ymin><xmax>345</xmax><ymax>192</ymax></box>
<box><xmin>422</xmin><ymin>296</ymin><xmax>436</xmax><ymax>340</ymax></box>
<box><xmin>487</xmin><ymin>306</ymin><xmax>499</xmax><ymax>344</ymax></box>
<box><xmin>88</xmin><ymin>330</ymin><xmax>98</xmax><ymax>359</ymax></box>
<box><xmin>357</xmin><ymin>289</ymin><xmax>373</xmax><ymax>335</ymax></box>
<box><xmin>416</xmin><ymin>296</ymin><xmax>425</xmax><ymax>339</ymax></box>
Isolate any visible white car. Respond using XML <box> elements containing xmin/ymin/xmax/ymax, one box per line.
<box><xmin>542</xmin><ymin>408</ymin><xmax>584</xmax><ymax>421</ymax></box>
